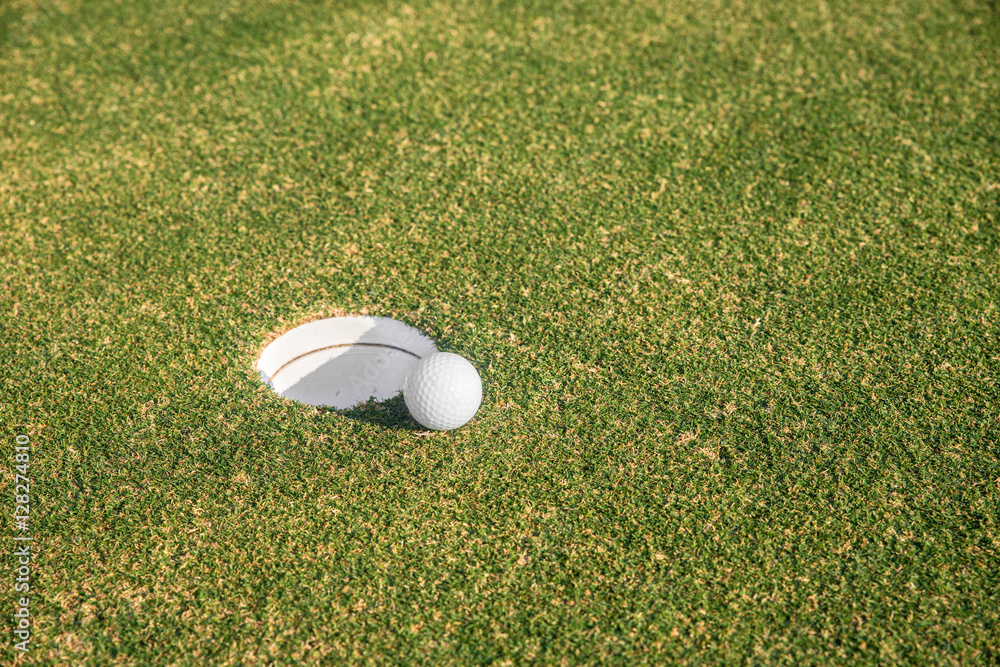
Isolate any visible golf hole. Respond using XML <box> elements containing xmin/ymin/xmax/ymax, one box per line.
<box><xmin>256</xmin><ymin>316</ymin><xmax>438</xmax><ymax>409</ymax></box>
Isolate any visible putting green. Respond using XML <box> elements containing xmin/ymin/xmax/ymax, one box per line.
<box><xmin>2</xmin><ymin>0</ymin><xmax>998</xmax><ymax>664</ymax></box>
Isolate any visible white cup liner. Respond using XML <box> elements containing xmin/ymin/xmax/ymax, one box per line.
<box><xmin>256</xmin><ymin>316</ymin><xmax>438</xmax><ymax>409</ymax></box>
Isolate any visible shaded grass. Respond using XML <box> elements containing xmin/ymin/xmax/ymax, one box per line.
<box><xmin>2</xmin><ymin>0</ymin><xmax>999</xmax><ymax>664</ymax></box>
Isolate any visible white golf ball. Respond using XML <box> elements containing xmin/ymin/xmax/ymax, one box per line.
<box><xmin>403</xmin><ymin>352</ymin><xmax>482</xmax><ymax>431</ymax></box>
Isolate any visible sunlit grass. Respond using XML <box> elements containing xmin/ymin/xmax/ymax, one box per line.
<box><xmin>1</xmin><ymin>0</ymin><xmax>998</xmax><ymax>663</ymax></box>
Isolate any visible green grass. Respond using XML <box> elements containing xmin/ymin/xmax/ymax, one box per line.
<box><xmin>2</xmin><ymin>0</ymin><xmax>998</xmax><ymax>663</ymax></box>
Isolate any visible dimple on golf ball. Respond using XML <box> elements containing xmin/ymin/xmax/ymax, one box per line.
<box><xmin>403</xmin><ymin>352</ymin><xmax>482</xmax><ymax>431</ymax></box>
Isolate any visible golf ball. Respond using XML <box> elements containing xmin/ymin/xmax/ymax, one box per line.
<box><xmin>403</xmin><ymin>352</ymin><xmax>482</xmax><ymax>431</ymax></box>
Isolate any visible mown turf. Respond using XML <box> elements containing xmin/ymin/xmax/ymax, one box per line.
<box><xmin>2</xmin><ymin>0</ymin><xmax>998</xmax><ymax>664</ymax></box>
